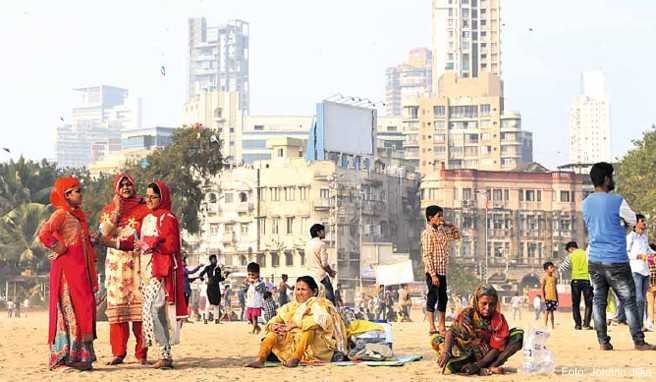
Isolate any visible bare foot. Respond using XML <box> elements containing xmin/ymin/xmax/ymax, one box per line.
<box><xmin>106</xmin><ymin>357</ymin><xmax>124</xmax><ymax>366</ymax></box>
<box><xmin>489</xmin><ymin>367</ymin><xmax>504</xmax><ymax>374</ymax></box>
<box><xmin>246</xmin><ymin>359</ymin><xmax>265</xmax><ymax>368</ymax></box>
<box><xmin>438</xmin><ymin>325</ymin><xmax>447</xmax><ymax>335</ymax></box>
<box><xmin>284</xmin><ymin>358</ymin><xmax>300</xmax><ymax>368</ymax></box>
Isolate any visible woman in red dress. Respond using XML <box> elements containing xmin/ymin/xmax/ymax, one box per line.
<box><xmin>136</xmin><ymin>180</ymin><xmax>187</xmax><ymax>369</ymax></box>
<box><xmin>38</xmin><ymin>176</ymin><xmax>98</xmax><ymax>371</ymax></box>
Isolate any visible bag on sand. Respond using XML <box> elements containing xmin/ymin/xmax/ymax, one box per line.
<box><xmin>521</xmin><ymin>328</ymin><xmax>554</xmax><ymax>375</ymax></box>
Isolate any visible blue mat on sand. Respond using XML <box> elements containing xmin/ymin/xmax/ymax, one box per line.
<box><xmin>333</xmin><ymin>355</ymin><xmax>423</xmax><ymax>367</ymax></box>
<box><xmin>263</xmin><ymin>355</ymin><xmax>423</xmax><ymax>367</ymax></box>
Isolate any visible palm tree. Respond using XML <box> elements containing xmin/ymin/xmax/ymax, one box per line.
<box><xmin>0</xmin><ymin>203</ymin><xmax>51</xmax><ymax>275</ymax></box>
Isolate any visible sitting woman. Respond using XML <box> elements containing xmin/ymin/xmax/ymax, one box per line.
<box><xmin>247</xmin><ymin>276</ymin><xmax>347</xmax><ymax>368</ymax></box>
<box><xmin>432</xmin><ymin>285</ymin><xmax>523</xmax><ymax>376</ymax></box>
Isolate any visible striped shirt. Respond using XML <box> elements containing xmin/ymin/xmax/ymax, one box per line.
<box><xmin>421</xmin><ymin>223</ymin><xmax>461</xmax><ymax>276</ymax></box>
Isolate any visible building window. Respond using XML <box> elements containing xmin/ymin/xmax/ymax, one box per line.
<box><xmin>560</xmin><ymin>191</ymin><xmax>571</xmax><ymax>202</ymax></box>
<box><xmin>209</xmin><ymin>223</ymin><xmax>219</xmax><ymax>236</ymax></box>
<box><xmin>258</xmin><ymin>187</ymin><xmax>266</xmax><ymax>201</ymax></box>
<box><xmin>284</xmin><ymin>187</ymin><xmax>295</xmax><ymax>201</ymax></box>
<box><xmin>259</xmin><ymin>217</ymin><xmax>266</xmax><ymax>236</ymax></box>
<box><xmin>525</xmin><ymin>190</ymin><xmax>535</xmax><ymax>201</ymax></box>
<box><xmin>271</xmin><ymin>187</ymin><xmax>281</xmax><ymax>201</ymax></box>
<box><xmin>240</xmin><ymin>223</ymin><xmax>249</xmax><ymax>234</ymax></box>
<box><xmin>225</xmin><ymin>224</ymin><xmax>234</xmax><ymax>233</ymax></box>
<box><xmin>286</xmin><ymin>217</ymin><xmax>294</xmax><ymax>234</ymax></box>
<box><xmin>239</xmin><ymin>192</ymin><xmax>248</xmax><ymax>202</ymax></box>
<box><xmin>271</xmin><ymin>252</ymin><xmax>280</xmax><ymax>267</ymax></box>
<box><xmin>272</xmin><ymin>218</ymin><xmax>280</xmax><ymax>234</ymax></box>
<box><xmin>299</xmin><ymin>186</ymin><xmax>308</xmax><ymax>200</ymax></box>
<box><xmin>463</xmin><ymin>188</ymin><xmax>473</xmax><ymax>201</ymax></box>
<box><xmin>434</xmin><ymin>105</ymin><xmax>446</xmax><ymax>116</ymax></box>
<box><xmin>254</xmin><ymin>124</ymin><xmax>264</xmax><ymax>131</ymax></box>
<box><xmin>257</xmin><ymin>253</ymin><xmax>266</xmax><ymax>267</ymax></box>
<box><xmin>320</xmin><ymin>188</ymin><xmax>330</xmax><ymax>199</ymax></box>
<box><xmin>285</xmin><ymin>250</ymin><xmax>294</xmax><ymax>266</ymax></box>
<box><xmin>278</xmin><ymin>148</ymin><xmax>284</xmax><ymax>157</ymax></box>
<box><xmin>224</xmin><ymin>193</ymin><xmax>233</xmax><ymax>203</ymax></box>
<box><xmin>480</xmin><ymin>104</ymin><xmax>491</xmax><ymax>115</ymax></box>
<box><xmin>299</xmin><ymin>250</ymin><xmax>305</xmax><ymax>266</ymax></box>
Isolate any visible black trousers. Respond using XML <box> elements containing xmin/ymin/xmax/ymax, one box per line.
<box><xmin>321</xmin><ymin>276</ymin><xmax>336</xmax><ymax>306</ymax></box>
<box><xmin>571</xmin><ymin>279</ymin><xmax>593</xmax><ymax>327</ymax></box>
<box><xmin>425</xmin><ymin>273</ymin><xmax>448</xmax><ymax>313</ymax></box>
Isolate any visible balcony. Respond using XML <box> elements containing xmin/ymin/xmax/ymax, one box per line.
<box><xmin>236</xmin><ymin>201</ymin><xmax>254</xmax><ymax>212</ymax></box>
<box><xmin>222</xmin><ymin>232</ymin><xmax>236</xmax><ymax>244</ymax></box>
<box><xmin>313</xmin><ymin>199</ymin><xmax>332</xmax><ymax>210</ymax></box>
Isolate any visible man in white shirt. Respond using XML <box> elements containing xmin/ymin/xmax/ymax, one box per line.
<box><xmin>627</xmin><ymin>213</ymin><xmax>656</xmax><ymax>329</ymax></box>
<box><xmin>304</xmin><ymin>224</ymin><xmax>337</xmax><ymax>305</ymax></box>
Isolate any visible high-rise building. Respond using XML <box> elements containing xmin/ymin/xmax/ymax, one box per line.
<box><xmin>55</xmin><ymin>85</ymin><xmax>139</xmax><ymax>168</ymax></box>
<box><xmin>188</xmin><ymin>18</ymin><xmax>250</xmax><ymax>114</ymax></box>
<box><xmin>403</xmin><ymin>72</ymin><xmax>532</xmax><ymax>176</ymax></box>
<box><xmin>568</xmin><ymin>71</ymin><xmax>610</xmax><ymax>164</ymax></box>
<box><xmin>385</xmin><ymin>48</ymin><xmax>433</xmax><ymax>116</ymax></box>
<box><xmin>431</xmin><ymin>0</ymin><xmax>501</xmax><ymax>93</ymax></box>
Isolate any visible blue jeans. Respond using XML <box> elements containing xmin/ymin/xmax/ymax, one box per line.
<box><xmin>633</xmin><ymin>273</ymin><xmax>650</xmax><ymax>328</ymax></box>
<box><xmin>588</xmin><ymin>262</ymin><xmax>645</xmax><ymax>345</ymax></box>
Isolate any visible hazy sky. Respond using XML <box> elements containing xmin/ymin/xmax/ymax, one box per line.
<box><xmin>1</xmin><ymin>0</ymin><xmax>655</xmax><ymax>168</ymax></box>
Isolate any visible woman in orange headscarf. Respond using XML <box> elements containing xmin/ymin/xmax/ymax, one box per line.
<box><xmin>136</xmin><ymin>180</ymin><xmax>187</xmax><ymax>369</ymax></box>
<box><xmin>38</xmin><ymin>176</ymin><xmax>98</xmax><ymax>371</ymax></box>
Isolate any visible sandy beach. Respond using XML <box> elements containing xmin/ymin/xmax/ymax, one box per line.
<box><xmin>1</xmin><ymin>309</ymin><xmax>656</xmax><ymax>382</ymax></box>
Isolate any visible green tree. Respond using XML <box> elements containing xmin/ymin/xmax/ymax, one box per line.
<box><xmin>616</xmin><ymin>124</ymin><xmax>656</xmax><ymax>225</ymax></box>
<box><xmin>447</xmin><ymin>260</ymin><xmax>482</xmax><ymax>298</ymax></box>
<box><xmin>0</xmin><ymin>203</ymin><xmax>51</xmax><ymax>274</ymax></box>
<box><xmin>0</xmin><ymin>157</ymin><xmax>57</xmax><ymax>215</ymax></box>
<box><xmin>120</xmin><ymin>126</ymin><xmax>223</xmax><ymax>234</ymax></box>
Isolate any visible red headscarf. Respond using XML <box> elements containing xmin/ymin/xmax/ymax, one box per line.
<box><xmin>152</xmin><ymin>180</ymin><xmax>172</xmax><ymax>212</ymax></box>
<box><xmin>49</xmin><ymin>176</ymin><xmax>89</xmax><ymax>230</ymax></box>
<box><xmin>110</xmin><ymin>173</ymin><xmax>147</xmax><ymax>226</ymax></box>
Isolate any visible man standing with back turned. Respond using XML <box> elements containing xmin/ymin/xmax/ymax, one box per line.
<box><xmin>582</xmin><ymin>162</ymin><xmax>656</xmax><ymax>351</ymax></box>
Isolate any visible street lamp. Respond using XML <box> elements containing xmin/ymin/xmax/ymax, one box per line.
<box><xmin>475</xmin><ymin>190</ymin><xmax>489</xmax><ymax>283</ymax></box>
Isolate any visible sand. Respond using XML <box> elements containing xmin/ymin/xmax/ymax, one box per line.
<box><xmin>1</xmin><ymin>309</ymin><xmax>656</xmax><ymax>382</ymax></box>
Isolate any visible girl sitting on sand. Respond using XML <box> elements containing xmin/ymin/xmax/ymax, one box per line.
<box><xmin>432</xmin><ymin>285</ymin><xmax>524</xmax><ymax>376</ymax></box>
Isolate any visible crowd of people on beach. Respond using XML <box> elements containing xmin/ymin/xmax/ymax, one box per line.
<box><xmin>29</xmin><ymin>161</ymin><xmax>656</xmax><ymax>375</ymax></box>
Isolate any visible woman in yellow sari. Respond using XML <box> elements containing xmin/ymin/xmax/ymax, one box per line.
<box><xmin>247</xmin><ymin>276</ymin><xmax>347</xmax><ymax>368</ymax></box>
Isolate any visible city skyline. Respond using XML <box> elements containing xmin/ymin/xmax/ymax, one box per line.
<box><xmin>1</xmin><ymin>0</ymin><xmax>655</xmax><ymax>168</ymax></box>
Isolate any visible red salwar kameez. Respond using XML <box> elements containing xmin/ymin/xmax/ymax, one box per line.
<box><xmin>136</xmin><ymin>181</ymin><xmax>187</xmax><ymax>362</ymax></box>
<box><xmin>39</xmin><ymin>177</ymin><xmax>98</xmax><ymax>370</ymax></box>
<box><xmin>100</xmin><ymin>173</ymin><xmax>150</xmax><ymax>362</ymax></box>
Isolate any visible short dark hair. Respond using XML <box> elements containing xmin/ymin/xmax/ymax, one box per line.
<box><xmin>589</xmin><ymin>162</ymin><xmax>614</xmax><ymax>187</ymax></box>
<box><xmin>282</xmin><ymin>274</ymin><xmax>288</xmax><ymax>280</ymax></box>
<box><xmin>543</xmin><ymin>261</ymin><xmax>555</xmax><ymax>270</ymax></box>
<box><xmin>296</xmin><ymin>275</ymin><xmax>319</xmax><ymax>295</ymax></box>
<box><xmin>209</xmin><ymin>254</ymin><xmax>217</xmax><ymax>262</ymax></box>
<box><xmin>425</xmin><ymin>205</ymin><xmax>443</xmax><ymax>221</ymax></box>
<box><xmin>263</xmin><ymin>291</ymin><xmax>272</xmax><ymax>300</ymax></box>
<box><xmin>147</xmin><ymin>182</ymin><xmax>161</xmax><ymax>196</ymax></box>
<box><xmin>636</xmin><ymin>213</ymin><xmax>646</xmax><ymax>222</ymax></box>
<box><xmin>247</xmin><ymin>262</ymin><xmax>260</xmax><ymax>274</ymax></box>
<box><xmin>310</xmin><ymin>223</ymin><xmax>325</xmax><ymax>238</ymax></box>
<box><xmin>565</xmin><ymin>241</ymin><xmax>578</xmax><ymax>251</ymax></box>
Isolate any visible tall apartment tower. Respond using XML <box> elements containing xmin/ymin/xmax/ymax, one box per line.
<box><xmin>432</xmin><ymin>0</ymin><xmax>501</xmax><ymax>93</ymax></box>
<box><xmin>568</xmin><ymin>71</ymin><xmax>610</xmax><ymax>164</ymax></box>
<box><xmin>385</xmin><ymin>48</ymin><xmax>433</xmax><ymax>116</ymax></box>
<box><xmin>188</xmin><ymin>18</ymin><xmax>250</xmax><ymax>114</ymax></box>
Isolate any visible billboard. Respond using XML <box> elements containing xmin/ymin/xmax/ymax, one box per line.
<box><xmin>307</xmin><ymin>100</ymin><xmax>377</xmax><ymax>160</ymax></box>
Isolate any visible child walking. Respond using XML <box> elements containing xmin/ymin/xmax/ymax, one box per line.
<box><xmin>245</xmin><ymin>262</ymin><xmax>266</xmax><ymax>334</ymax></box>
<box><xmin>541</xmin><ymin>261</ymin><xmax>559</xmax><ymax>329</ymax></box>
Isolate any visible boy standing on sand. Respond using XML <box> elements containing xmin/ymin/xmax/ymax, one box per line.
<box><xmin>541</xmin><ymin>261</ymin><xmax>559</xmax><ymax>329</ymax></box>
<box><xmin>245</xmin><ymin>262</ymin><xmax>266</xmax><ymax>334</ymax></box>
<box><xmin>421</xmin><ymin>205</ymin><xmax>461</xmax><ymax>335</ymax></box>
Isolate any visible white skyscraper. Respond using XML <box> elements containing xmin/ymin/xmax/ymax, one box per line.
<box><xmin>431</xmin><ymin>0</ymin><xmax>502</xmax><ymax>93</ymax></box>
<box><xmin>188</xmin><ymin>18</ymin><xmax>250</xmax><ymax>114</ymax></box>
<box><xmin>568</xmin><ymin>71</ymin><xmax>610</xmax><ymax>164</ymax></box>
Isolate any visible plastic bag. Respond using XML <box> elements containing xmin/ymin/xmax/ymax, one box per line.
<box><xmin>521</xmin><ymin>328</ymin><xmax>555</xmax><ymax>375</ymax></box>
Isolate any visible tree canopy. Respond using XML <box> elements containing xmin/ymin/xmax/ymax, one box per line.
<box><xmin>616</xmin><ymin>124</ymin><xmax>656</xmax><ymax>225</ymax></box>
